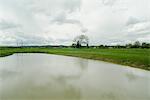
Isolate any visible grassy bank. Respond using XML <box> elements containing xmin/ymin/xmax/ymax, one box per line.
<box><xmin>0</xmin><ymin>47</ymin><xmax>149</xmax><ymax>70</ymax></box>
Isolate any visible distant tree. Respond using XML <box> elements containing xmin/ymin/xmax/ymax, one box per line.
<box><xmin>73</xmin><ymin>35</ymin><xmax>89</xmax><ymax>48</ymax></box>
<box><xmin>142</xmin><ymin>42</ymin><xmax>150</xmax><ymax>48</ymax></box>
<box><xmin>72</xmin><ymin>43</ymin><xmax>76</xmax><ymax>48</ymax></box>
<box><xmin>142</xmin><ymin>42</ymin><xmax>146</xmax><ymax>48</ymax></box>
<box><xmin>16</xmin><ymin>40</ymin><xmax>24</xmax><ymax>47</ymax></box>
<box><xmin>116</xmin><ymin>45</ymin><xmax>121</xmax><ymax>48</ymax></box>
<box><xmin>87</xmin><ymin>43</ymin><xmax>89</xmax><ymax>48</ymax></box>
<box><xmin>126</xmin><ymin>43</ymin><xmax>132</xmax><ymax>48</ymax></box>
<box><xmin>99</xmin><ymin>45</ymin><xmax>105</xmax><ymax>48</ymax></box>
<box><xmin>76</xmin><ymin>41</ymin><xmax>81</xmax><ymax>48</ymax></box>
<box><xmin>133</xmin><ymin>41</ymin><xmax>141</xmax><ymax>48</ymax></box>
<box><xmin>104</xmin><ymin>45</ymin><xmax>108</xmax><ymax>48</ymax></box>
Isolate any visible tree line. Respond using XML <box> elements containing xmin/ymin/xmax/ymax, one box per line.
<box><xmin>72</xmin><ymin>35</ymin><xmax>150</xmax><ymax>48</ymax></box>
<box><xmin>97</xmin><ymin>41</ymin><xmax>150</xmax><ymax>49</ymax></box>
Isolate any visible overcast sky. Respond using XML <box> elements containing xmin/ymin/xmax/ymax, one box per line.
<box><xmin>0</xmin><ymin>0</ymin><xmax>150</xmax><ymax>46</ymax></box>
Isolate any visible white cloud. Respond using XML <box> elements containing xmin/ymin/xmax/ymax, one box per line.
<box><xmin>0</xmin><ymin>0</ymin><xmax>150</xmax><ymax>46</ymax></box>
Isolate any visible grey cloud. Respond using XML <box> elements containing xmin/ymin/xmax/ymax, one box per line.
<box><xmin>27</xmin><ymin>0</ymin><xmax>82</xmax><ymax>26</ymax></box>
<box><xmin>27</xmin><ymin>0</ymin><xmax>81</xmax><ymax>15</ymax></box>
<box><xmin>51</xmin><ymin>12</ymin><xmax>80</xmax><ymax>25</ymax></box>
<box><xmin>15</xmin><ymin>34</ymin><xmax>54</xmax><ymax>45</ymax></box>
<box><xmin>102</xmin><ymin>0</ymin><xmax>117</xmax><ymax>6</ymax></box>
<box><xmin>126</xmin><ymin>17</ymin><xmax>146</xmax><ymax>26</ymax></box>
<box><xmin>0</xmin><ymin>31</ymin><xmax>54</xmax><ymax>46</ymax></box>
<box><xmin>50</xmin><ymin>12</ymin><xmax>88</xmax><ymax>33</ymax></box>
<box><xmin>63</xmin><ymin>0</ymin><xmax>81</xmax><ymax>12</ymax></box>
<box><xmin>89</xmin><ymin>37</ymin><xmax>129</xmax><ymax>46</ymax></box>
<box><xmin>0</xmin><ymin>20</ymin><xmax>21</xmax><ymax>30</ymax></box>
<box><xmin>125</xmin><ymin>17</ymin><xmax>150</xmax><ymax>39</ymax></box>
<box><xmin>81</xmin><ymin>28</ymin><xmax>88</xmax><ymax>33</ymax></box>
<box><xmin>12</xmin><ymin>0</ymin><xmax>84</xmax><ymax>30</ymax></box>
<box><xmin>0</xmin><ymin>40</ymin><xmax>16</xmax><ymax>46</ymax></box>
<box><xmin>15</xmin><ymin>34</ymin><xmax>73</xmax><ymax>46</ymax></box>
<box><xmin>63</xmin><ymin>19</ymin><xmax>81</xmax><ymax>25</ymax></box>
<box><xmin>126</xmin><ymin>21</ymin><xmax>150</xmax><ymax>34</ymax></box>
<box><xmin>55</xmin><ymin>38</ymin><xmax>72</xmax><ymax>44</ymax></box>
<box><xmin>28</xmin><ymin>0</ymin><xmax>84</xmax><ymax>32</ymax></box>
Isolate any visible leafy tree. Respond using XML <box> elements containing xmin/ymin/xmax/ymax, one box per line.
<box><xmin>73</xmin><ymin>35</ymin><xmax>89</xmax><ymax>48</ymax></box>
<box><xmin>134</xmin><ymin>41</ymin><xmax>141</xmax><ymax>48</ymax></box>
<box><xmin>99</xmin><ymin>45</ymin><xmax>105</xmax><ymax>48</ymax></box>
<box><xmin>142</xmin><ymin>42</ymin><xmax>150</xmax><ymax>48</ymax></box>
<box><xmin>126</xmin><ymin>43</ymin><xmax>132</xmax><ymax>48</ymax></box>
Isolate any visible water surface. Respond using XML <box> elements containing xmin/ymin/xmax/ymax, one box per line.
<box><xmin>0</xmin><ymin>53</ymin><xmax>150</xmax><ymax>100</ymax></box>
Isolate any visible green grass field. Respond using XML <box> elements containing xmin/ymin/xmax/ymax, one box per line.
<box><xmin>0</xmin><ymin>47</ymin><xmax>149</xmax><ymax>70</ymax></box>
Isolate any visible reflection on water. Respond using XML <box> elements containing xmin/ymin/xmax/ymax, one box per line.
<box><xmin>0</xmin><ymin>53</ymin><xmax>150</xmax><ymax>100</ymax></box>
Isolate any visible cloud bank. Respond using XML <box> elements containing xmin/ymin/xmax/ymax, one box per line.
<box><xmin>0</xmin><ymin>0</ymin><xmax>150</xmax><ymax>46</ymax></box>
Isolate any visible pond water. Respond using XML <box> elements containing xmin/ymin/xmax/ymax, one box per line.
<box><xmin>0</xmin><ymin>53</ymin><xmax>150</xmax><ymax>100</ymax></box>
